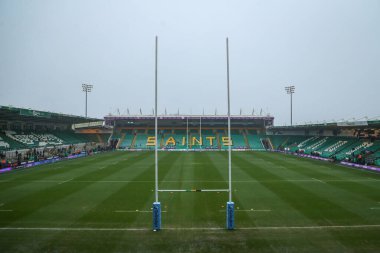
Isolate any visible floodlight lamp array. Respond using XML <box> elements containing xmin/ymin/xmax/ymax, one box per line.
<box><xmin>82</xmin><ymin>84</ymin><xmax>93</xmax><ymax>92</ymax></box>
<box><xmin>285</xmin><ymin>86</ymin><xmax>295</xmax><ymax>94</ymax></box>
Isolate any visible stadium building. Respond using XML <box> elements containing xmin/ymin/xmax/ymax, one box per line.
<box><xmin>1</xmin><ymin>105</ymin><xmax>380</xmax><ymax>167</ymax></box>
<box><xmin>0</xmin><ymin>106</ymin><xmax>112</xmax><ymax>168</ymax></box>
<box><xmin>101</xmin><ymin>113</ymin><xmax>380</xmax><ymax>166</ymax></box>
<box><xmin>105</xmin><ymin>114</ymin><xmax>273</xmax><ymax>150</ymax></box>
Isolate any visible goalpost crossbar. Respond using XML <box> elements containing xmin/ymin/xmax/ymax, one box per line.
<box><xmin>158</xmin><ymin>189</ymin><xmax>229</xmax><ymax>192</ymax></box>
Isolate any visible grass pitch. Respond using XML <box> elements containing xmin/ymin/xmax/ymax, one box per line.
<box><xmin>0</xmin><ymin>151</ymin><xmax>379</xmax><ymax>252</ymax></box>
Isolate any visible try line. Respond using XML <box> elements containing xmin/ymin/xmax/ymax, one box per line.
<box><xmin>0</xmin><ymin>179</ymin><xmax>378</xmax><ymax>183</ymax></box>
<box><xmin>0</xmin><ymin>224</ymin><xmax>379</xmax><ymax>231</ymax></box>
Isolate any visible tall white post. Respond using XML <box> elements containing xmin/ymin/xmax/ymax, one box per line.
<box><xmin>199</xmin><ymin>116</ymin><xmax>202</xmax><ymax>149</ymax></box>
<box><xmin>155</xmin><ymin>36</ymin><xmax>159</xmax><ymax>203</ymax></box>
<box><xmin>226</xmin><ymin>37</ymin><xmax>234</xmax><ymax>230</ymax></box>
<box><xmin>152</xmin><ymin>36</ymin><xmax>161</xmax><ymax>231</ymax></box>
<box><xmin>187</xmin><ymin>117</ymin><xmax>189</xmax><ymax>150</ymax></box>
<box><xmin>226</xmin><ymin>38</ymin><xmax>232</xmax><ymax>202</ymax></box>
<box><xmin>85</xmin><ymin>90</ymin><xmax>87</xmax><ymax>118</ymax></box>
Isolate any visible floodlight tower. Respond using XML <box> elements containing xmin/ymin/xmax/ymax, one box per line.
<box><xmin>285</xmin><ymin>85</ymin><xmax>295</xmax><ymax>126</ymax></box>
<box><xmin>82</xmin><ymin>84</ymin><xmax>93</xmax><ymax>118</ymax></box>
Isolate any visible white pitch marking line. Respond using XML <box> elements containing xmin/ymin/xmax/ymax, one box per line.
<box><xmin>0</xmin><ymin>224</ymin><xmax>380</xmax><ymax>231</ymax></box>
<box><xmin>0</xmin><ymin>210</ymin><xmax>13</xmax><ymax>212</ymax></box>
<box><xmin>2</xmin><ymin>179</ymin><xmax>379</xmax><ymax>183</ymax></box>
<box><xmin>312</xmin><ymin>178</ymin><xmax>326</xmax><ymax>184</ymax></box>
<box><xmin>237</xmin><ymin>224</ymin><xmax>380</xmax><ymax>230</ymax></box>
<box><xmin>218</xmin><ymin>209</ymin><xmax>271</xmax><ymax>212</ymax></box>
<box><xmin>114</xmin><ymin>210</ymin><xmax>167</xmax><ymax>213</ymax></box>
<box><xmin>58</xmin><ymin>178</ymin><xmax>73</xmax><ymax>185</ymax></box>
<box><xmin>370</xmin><ymin>207</ymin><xmax>380</xmax><ymax>210</ymax></box>
<box><xmin>158</xmin><ymin>189</ymin><xmax>229</xmax><ymax>192</ymax></box>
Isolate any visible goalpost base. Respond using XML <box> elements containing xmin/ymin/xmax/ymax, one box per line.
<box><xmin>152</xmin><ymin>202</ymin><xmax>161</xmax><ymax>231</ymax></box>
<box><xmin>226</xmin><ymin>201</ymin><xmax>235</xmax><ymax>230</ymax></box>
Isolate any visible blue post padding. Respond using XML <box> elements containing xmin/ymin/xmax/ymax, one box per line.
<box><xmin>226</xmin><ymin>201</ymin><xmax>235</xmax><ymax>230</ymax></box>
<box><xmin>153</xmin><ymin>202</ymin><xmax>161</xmax><ymax>231</ymax></box>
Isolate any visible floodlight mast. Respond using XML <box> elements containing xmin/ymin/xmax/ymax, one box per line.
<box><xmin>82</xmin><ymin>84</ymin><xmax>93</xmax><ymax>118</ymax></box>
<box><xmin>285</xmin><ymin>86</ymin><xmax>295</xmax><ymax>125</ymax></box>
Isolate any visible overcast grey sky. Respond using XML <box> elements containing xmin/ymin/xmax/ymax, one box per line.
<box><xmin>0</xmin><ymin>0</ymin><xmax>379</xmax><ymax>125</ymax></box>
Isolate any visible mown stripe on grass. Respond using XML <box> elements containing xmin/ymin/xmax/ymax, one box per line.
<box><xmin>269</xmin><ymin>152</ymin><xmax>380</xmax><ymax>180</ymax></box>
<box><xmin>233</xmin><ymin>154</ymin><xmax>365</xmax><ymax>226</ymax></box>
<box><xmin>253</xmin><ymin>152</ymin><xmax>380</xmax><ymax>204</ymax></box>
<box><xmin>1</xmin><ymin>178</ymin><xmax>377</xmax><ymax>184</ymax></box>
<box><xmin>209</xmin><ymin>150</ymin><xmax>294</xmax><ymax>253</ymax></box>
<box><xmin>66</xmin><ymin>152</ymin><xmax>177</xmax><ymax>225</ymax></box>
<box><xmin>232</xmin><ymin>152</ymin><xmax>365</xmax><ymax>250</ymax></box>
<box><xmin>0</xmin><ymin>152</ymin><xmax>133</xmax><ymax>194</ymax></box>
<box><xmin>0</xmin><ymin>152</ymin><xmax>117</xmax><ymax>181</ymax></box>
<box><xmin>192</xmin><ymin>152</ymin><xmax>230</xmax><ymax>225</ymax></box>
<box><xmin>215</xmin><ymin>152</ymin><xmax>330</xmax><ymax>228</ymax></box>
<box><xmin>39</xmin><ymin>152</ymin><xmax>181</xmax><ymax>252</ymax></box>
<box><xmin>0</xmin><ymin>153</ymin><xmax>142</xmax><ymax>207</ymax></box>
<box><xmin>156</xmin><ymin>152</ymin><xmax>194</xmax><ymax>227</ymax></box>
<box><xmin>206</xmin><ymin>152</ymin><xmax>258</xmax><ymax>225</ymax></box>
<box><xmin>0</xmin><ymin>152</ymin><xmax>152</xmax><ymax>227</ymax></box>
<box><xmin>2</xmin><ymin>152</ymin><xmax>157</xmax><ymax>252</ymax></box>
<box><xmin>124</xmin><ymin>152</ymin><xmax>188</xmax><ymax>236</ymax></box>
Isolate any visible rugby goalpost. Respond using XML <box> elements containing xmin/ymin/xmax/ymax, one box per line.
<box><xmin>153</xmin><ymin>36</ymin><xmax>234</xmax><ymax>231</ymax></box>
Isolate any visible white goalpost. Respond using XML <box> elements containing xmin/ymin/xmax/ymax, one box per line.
<box><xmin>152</xmin><ymin>36</ymin><xmax>161</xmax><ymax>231</ymax></box>
<box><xmin>226</xmin><ymin>37</ymin><xmax>234</xmax><ymax>230</ymax></box>
<box><xmin>152</xmin><ymin>37</ymin><xmax>234</xmax><ymax>231</ymax></box>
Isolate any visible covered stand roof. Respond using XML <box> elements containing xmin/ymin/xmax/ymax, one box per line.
<box><xmin>0</xmin><ymin>106</ymin><xmax>101</xmax><ymax>124</ymax></box>
<box><xmin>104</xmin><ymin>114</ymin><xmax>274</xmax><ymax>128</ymax></box>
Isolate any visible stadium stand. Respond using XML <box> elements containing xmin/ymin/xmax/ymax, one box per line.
<box><xmin>296</xmin><ymin>136</ymin><xmax>318</xmax><ymax>149</ymax></box>
<box><xmin>321</xmin><ymin>139</ymin><xmax>348</xmax><ymax>155</ymax></box>
<box><xmin>98</xmin><ymin>133</ymin><xmax>110</xmax><ymax>143</ymax></box>
<box><xmin>0</xmin><ymin>130</ymin><xmax>110</xmax><ymax>150</ymax></box>
<box><xmin>119</xmin><ymin>133</ymin><xmax>134</xmax><ymax>149</ymax></box>
<box><xmin>231</xmin><ymin>130</ymin><xmax>248</xmax><ymax>149</ymax></box>
<box><xmin>202</xmin><ymin>130</ymin><xmax>218</xmax><ymax>149</ymax></box>
<box><xmin>246</xmin><ymin>131</ymin><xmax>265</xmax><ymax>150</ymax></box>
<box><xmin>0</xmin><ymin>132</ymin><xmax>25</xmax><ymax>150</ymax></box>
<box><xmin>190</xmin><ymin>132</ymin><xmax>203</xmax><ymax>149</ymax></box>
<box><xmin>334</xmin><ymin>139</ymin><xmax>371</xmax><ymax>161</ymax></box>
<box><xmin>268</xmin><ymin>135</ymin><xmax>289</xmax><ymax>150</ymax></box>
<box><xmin>134</xmin><ymin>133</ymin><xmax>152</xmax><ymax>149</ymax></box>
<box><xmin>163</xmin><ymin>131</ymin><xmax>187</xmax><ymax>149</ymax></box>
<box><xmin>3</xmin><ymin>107</ymin><xmax>377</xmax><ymax>167</ymax></box>
<box><xmin>104</xmin><ymin>125</ymin><xmax>380</xmax><ymax>166</ymax></box>
<box><xmin>0</xmin><ymin>136</ymin><xmax>10</xmax><ymax>150</ymax></box>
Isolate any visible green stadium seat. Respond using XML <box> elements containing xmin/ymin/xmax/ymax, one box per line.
<box><xmin>246</xmin><ymin>134</ymin><xmax>264</xmax><ymax>150</ymax></box>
